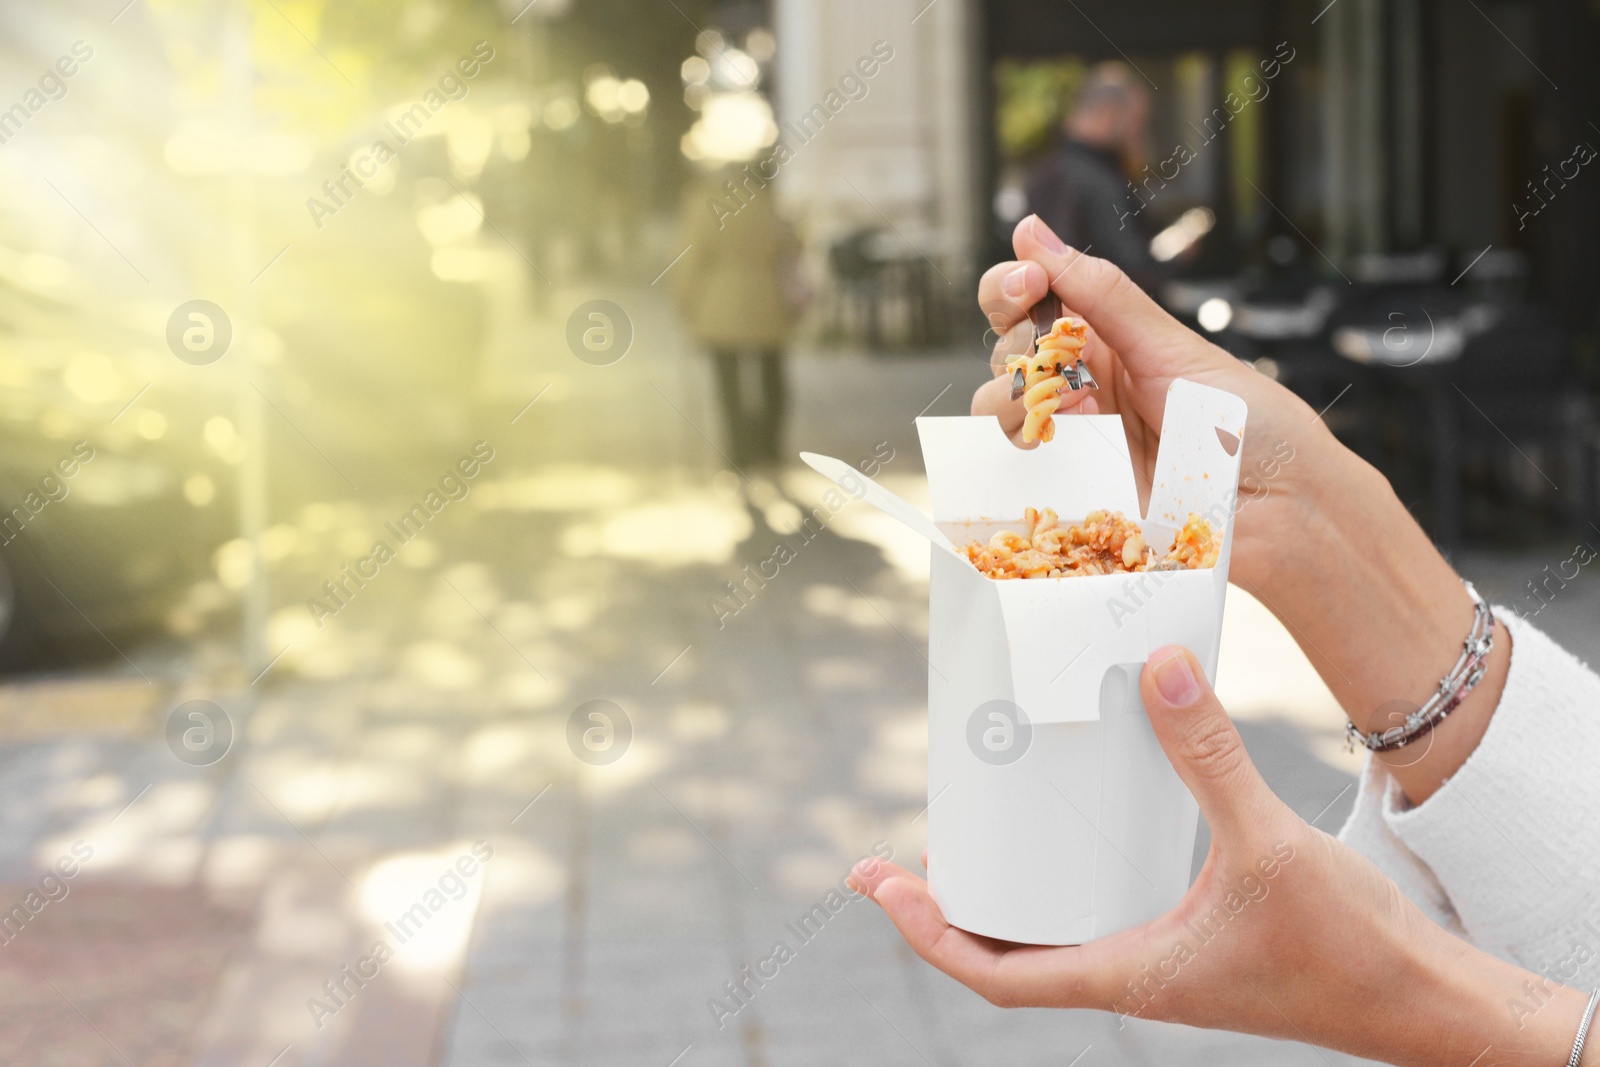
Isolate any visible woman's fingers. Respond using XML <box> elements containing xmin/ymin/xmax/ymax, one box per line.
<box><xmin>851</xmin><ymin>858</ymin><xmax>1135</xmax><ymax>1009</ymax></box>
<box><xmin>850</xmin><ymin>860</ymin><xmax>1011</xmax><ymax>995</ymax></box>
<box><xmin>1011</xmin><ymin>216</ymin><xmax>1197</xmax><ymax>368</ymax></box>
<box><xmin>989</xmin><ymin>317</ymin><xmax>1035</xmax><ymax>375</ymax></box>
<box><xmin>977</xmin><ymin>259</ymin><xmax>1050</xmax><ymax>339</ymax></box>
<box><xmin>1139</xmin><ymin>646</ymin><xmax>1278</xmax><ymax>840</ymax></box>
<box><xmin>971</xmin><ymin>374</ymin><xmax>1102</xmax><ymax>447</ymax></box>
<box><xmin>973</xmin><ymin>245</ymin><xmax>1116</xmax><ymax>446</ymax></box>
<box><xmin>971</xmin><ymin>374</ymin><xmax>1025</xmax><ymax>435</ymax></box>
<box><xmin>972</xmin><ymin>373</ymin><xmax>1102</xmax><ymax>446</ymax></box>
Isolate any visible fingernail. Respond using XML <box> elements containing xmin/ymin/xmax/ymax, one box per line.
<box><xmin>848</xmin><ymin>859</ymin><xmax>877</xmax><ymax>899</ymax></box>
<box><xmin>1151</xmin><ymin>647</ymin><xmax>1202</xmax><ymax>707</ymax></box>
<box><xmin>1003</xmin><ymin>265</ymin><xmax>1030</xmax><ymax>298</ymax></box>
<box><xmin>1029</xmin><ymin>214</ymin><xmax>1068</xmax><ymax>254</ymax></box>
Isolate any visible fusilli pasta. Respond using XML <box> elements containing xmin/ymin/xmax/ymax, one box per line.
<box><xmin>962</xmin><ymin>508</ymin><xmax>1220</xmax><ymax>580</ymax></box>
<box><xmin>1005</xmin><ymin>316</ymin><xmax>1089</xmax><ymax>444</ymax></box>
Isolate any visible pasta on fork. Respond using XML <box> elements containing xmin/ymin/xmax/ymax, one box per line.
<box><xmin>1005</xmin><ymin>316</ymin><xmax>1090</xmax><ymax>444</ymax></box>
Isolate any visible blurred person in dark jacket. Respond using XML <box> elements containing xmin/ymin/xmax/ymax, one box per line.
<box><xmin>675</xmin><ymin>166</ymin><xmax>805</xmax><ymax>469</ymax></box>
<box><xmin>1026</xmin><ymin>63</ymin><xmax>1165</xmax><ymax>293</ymax></box>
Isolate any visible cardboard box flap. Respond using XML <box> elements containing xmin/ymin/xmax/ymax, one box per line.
<box><xmin>1144</xmin><ymin>379</ymin><xmax>1250</xmax><ymax>582</ymax></box>
<box><xmin>916</xmin><ymin>415</ymin><xmax>1139</xmax><ymax>524</ymax></box>
<box><xmin>992</xmin><ymin>577</ymin><xmax>1150</xmax><ymax>723</ymax></box>
<box><xmin>797</xmin><ymin>451</ymin><xmax>960</xmax><ymax>556</ymax></box>
<box><xmin>802</xmin><ymin>379</ymin><xmax>1247</xmax><ymax>730</ymax></box>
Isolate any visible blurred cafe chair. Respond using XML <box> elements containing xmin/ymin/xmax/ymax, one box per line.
<box><xmin>1165</xmin><ymin>231</ymin><xmax>1360</xmax><ymax>430</ymax></box>
<box><xmin>1175</xmin><ymin>272</ymin><xmax>1365</xmax><ymax>448</ymax></box>
<box><xmin>1332</xmin><ymin>293</ymin><xmax>1587</xmax><ymax>546</ymax></box>
<box><xmin>826</xmin><ymin>228</ymin><xmax>886</xmax><ymax>348</ymax></box>
<box><xmin>823</xmin><ymin>227</ymin><xmax>948</xmax><ymax>350</ymax></box>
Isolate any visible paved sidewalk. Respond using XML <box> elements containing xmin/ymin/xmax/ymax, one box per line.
<box><xmin>3</xmin><ymin>284</ymin><xmax>1597</xmax><ymax>1065</ymax></box>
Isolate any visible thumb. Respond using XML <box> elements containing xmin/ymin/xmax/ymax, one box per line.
<box><xmin>1011</xmin><ymin>214</ymin><xmax>1205</xmax><ymax>367</ymax></box>
<box><xmin>1140</xmin><ymin>645</ymin><xmax>1275</xmax><ymax>838</ymax></box>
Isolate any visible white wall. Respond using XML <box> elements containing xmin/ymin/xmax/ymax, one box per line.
<box><xmin>771</xmin><ymin>0</ymin><xmax>980</xmax><ymax>290</ymax></box>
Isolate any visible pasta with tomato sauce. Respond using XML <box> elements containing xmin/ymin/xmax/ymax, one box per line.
<box><xmin>962</xmin><ymin>508</ymin><xmax>1220</xmax><ymax>580</ymax></box>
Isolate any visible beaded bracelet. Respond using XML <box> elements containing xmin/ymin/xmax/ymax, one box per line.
<box><xmin>1344</xmin><ymin>581</ymin><xmax>1495</xmax><ymax>754</ymax></box>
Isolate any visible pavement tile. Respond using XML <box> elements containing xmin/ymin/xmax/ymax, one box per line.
<box><xmin>0</xmin><ymin>880</ymin><xmax>254</xmax><ymax>1067</ymax></box>
<box><xmin>0</xmin><ymin>328</ymin><xmax>1559</xmax><ymax>1066</ymax></box>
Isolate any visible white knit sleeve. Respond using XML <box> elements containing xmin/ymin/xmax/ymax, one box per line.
<box><xmin>1338</xmin><ymin>610</ymin><xmax>1600</xmax><ymax>984</ymax></box>
<box><xmin>1337</xmin><ymin>758</ymin><xmax>1463</xmax><ymax>937</ymax></box>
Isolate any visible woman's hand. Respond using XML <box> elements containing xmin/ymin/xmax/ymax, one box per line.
<box><xmin>973</xmin><ymin>217</ymin><xmax>1512</xmax><ymax>805</ymax></box>
<box><xmin>848</xmin><ymin>645</ymin><xmax>1589</xmax><ymax>1066</ymax></box>
<box><xmin>973</xmin><ymin>215</ymin><xmax>1337</xmax><ymax>594</ymax></box>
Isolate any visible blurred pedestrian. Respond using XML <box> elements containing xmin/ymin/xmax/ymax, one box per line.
<box><xmin>1026</xmin><ymin>62</ymin><xmax>1165</xmax><ymax>293</ymax></box>
<box><xmin>675</xmin><ymin>166</ymin><xmax>806</xmax><ymax>469</ymax></box>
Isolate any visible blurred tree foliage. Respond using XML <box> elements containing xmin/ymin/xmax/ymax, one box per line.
<box><xmin>994</xmin><ymin>57</ymin><xmax>1086</xmax><ymax>162</ymax></box>
<box><xmin>245</xmin><ymin>0</ymin><xmax>518</xmax><ymax>139</ymax></box>
<box><xmin>148</xmin><ymin>0</ymin><xmax>701</xmax><ymax>154</ymax></box>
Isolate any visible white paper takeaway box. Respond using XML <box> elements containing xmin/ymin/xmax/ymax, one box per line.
<box><xmin>802</xmin><ymin>379</ymin><xmax>1248</xmax><ymax>945</ymax></box>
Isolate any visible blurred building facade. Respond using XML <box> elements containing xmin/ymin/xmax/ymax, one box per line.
<box><xmin>758</xmin><ymin>0</ymin><xmax>1600</xmax><ymax>539</ymax></box>
<box><xmin>758</xmin><ymin>0</ymin><xmax>1599</xmax><ymax>346</ymax></box>
<box><xmin>765</xmin><ymin>0</ymin><xmax>984</xmax><ymax>344</ymax></box>
<box><xmin>978</xmin><ymin>0</ymin><xmax>1600</xmax><ymax>332</ymax></box>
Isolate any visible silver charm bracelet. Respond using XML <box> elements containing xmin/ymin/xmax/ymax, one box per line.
<box><xmin>1345</xmin><ymin>581</ymin><xmax>1495</xmax><ymax>754</ymax></box>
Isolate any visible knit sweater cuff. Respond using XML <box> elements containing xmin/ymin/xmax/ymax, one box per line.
<box><xmin>1337</xmin><ymin>756</ymin><xmax>1458</xmax><ymax>934</ymax></box>
<box><xmin>1374</xmin><ymin>609</ymin><xmax>1600</xmax><ymax>962</ymax></box>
